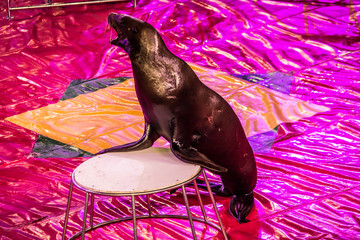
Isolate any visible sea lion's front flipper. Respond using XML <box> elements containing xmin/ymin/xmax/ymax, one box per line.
<box><xmin>170</xmin><ymin>140</ymin><xmax>227</xmax><ymax>173</ymax></box>
<box><xmin>96</xmin><ymin>120</ymin><xmax>160</xmax><ymax>155</ymax></box>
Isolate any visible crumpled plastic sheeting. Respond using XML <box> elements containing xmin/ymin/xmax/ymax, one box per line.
<box><xmin>1</xmin><ymin>0</ymin><xmax>360</xmax><ymax>239</ymax></box>
<box><xmin>6</xmin><ymin>66</ymin><xmax>328</xmax><ymax>155</ymax></box>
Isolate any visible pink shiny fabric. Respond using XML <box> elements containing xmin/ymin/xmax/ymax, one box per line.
<box><xmin>1</xmin><ymin>0</ymin><xmax>360</xmax><ymax>239</ymax></box>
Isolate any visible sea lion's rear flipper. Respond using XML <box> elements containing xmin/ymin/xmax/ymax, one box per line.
<box><xmin>96</xmin><ymin>120</ymin><xmax>160</xmax><ymax>155</ymax></box>
<box><xmin>170</xmin><ymin>140</ymin><xmax>227</xmax><ymax>173</ymax></box>
<box><xmin>229</xmin><ymin>192</ymin><xmax>254</xmax><ymax>223</ymax></box>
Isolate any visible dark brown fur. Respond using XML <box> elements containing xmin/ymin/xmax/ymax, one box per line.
<box><xmin>98</xmin><ymin>13</ymin><xmax>257</xmax><ymax>223</ymax></box>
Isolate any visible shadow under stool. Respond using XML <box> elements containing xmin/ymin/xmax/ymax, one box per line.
<box><xmin>62</xmin><ymin>147</ymin><xmax>228</xmax><ymax>239</ymax></box>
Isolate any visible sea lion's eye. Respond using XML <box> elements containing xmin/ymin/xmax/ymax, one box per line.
<box><xmin>130</xmin><ymin>27</ymin><xmax>138</xmax><ymax>34</ymax></box>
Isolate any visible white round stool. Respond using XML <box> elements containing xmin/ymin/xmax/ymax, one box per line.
<box><xmin>62</xmin><ymin>147</ymin><xmax>228</xmax><ymax>240</ymax></box>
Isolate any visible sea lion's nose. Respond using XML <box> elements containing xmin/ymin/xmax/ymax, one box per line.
<box><xmin>108</xmin><ymin>13</ymin><xmax>126</xmax><ymax>24</ymax></box>
<box><xmin>108</xmin><ymin>12</ymin><xmax>117</xmax><ymax>23</ymax></box>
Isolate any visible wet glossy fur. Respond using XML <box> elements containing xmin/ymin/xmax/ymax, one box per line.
<box><xmin>99</xmin><ymin>13</ymin><xmax>257</xmax><ymax>223</ymax></box>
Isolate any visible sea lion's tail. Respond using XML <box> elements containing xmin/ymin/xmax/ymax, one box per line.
<box><xmin>229</xmin><ymin>191</ymin><xmax>254</xmax><ymax>223</ymax></box>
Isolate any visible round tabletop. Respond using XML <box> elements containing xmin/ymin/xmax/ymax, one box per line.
<box><xmin>72</xmin><ymin>147</ymin><xmax>202</xmax><ymax>195</ymax></box>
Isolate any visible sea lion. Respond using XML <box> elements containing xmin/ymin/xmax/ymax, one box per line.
<box><xmin>98</xmin><ymin>12</ymin><xmax>257</xmax><ymax>223</ymax></box>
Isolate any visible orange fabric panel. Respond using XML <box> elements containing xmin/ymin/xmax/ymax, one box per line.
<box><xmin>6</xmin><ymin>64</ymin><xmax>328</xmax><ymax>154</ymax></box>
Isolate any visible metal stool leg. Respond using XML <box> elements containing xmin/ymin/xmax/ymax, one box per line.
<box><xmin>193</xmin><ymin>180</ymin><xmax>208</xmax><ymax>222</ymax></box>
<box><xmin>182</xmin><ymin>185</ymin><xmax>197</xmax><ymax>240</ymax></box>
<box><xmin>131</xmin><ymin>195</ymin><xmax>137</xmax><ymax>239</ymax></box>
<box><xmin>6</xmin><ymin>0</ymin><xmax>12</xmax><ymax>19</ymax></box>
<box><xmin>62</xmin><ymin>181</ymin><xmax>74</xmax><ymax>240</ymax></box>
<box><xmin>202</xmin><ymin>171</ymin><xmax>228</xmax><ymax>240</ymax></box>
<box><xmin>90</xmin><ymin>194</ymin><xmax>95</xmax><ymax>228</ymax></box>
<box><xmin>81</xmin><ymin>192</ymin><xmax>90</xmax><ymax>240</ymax></box>
<box><xmin>146</xmin><ymin>194</ymin><xmax>152</xmax><ymax>216</ymax></box>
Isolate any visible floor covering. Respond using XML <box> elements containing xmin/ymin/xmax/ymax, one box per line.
<box><xmin>1</xmin><ymin>0</ymin><xmax>360</xmax><ymax>239</ymax></box>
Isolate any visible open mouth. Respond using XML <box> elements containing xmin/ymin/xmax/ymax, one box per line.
<box><xmin>110</xmin><ymin>28</ymin><xmax>119</xmax><ymax>45</ymax></box>
<box><xmin>106</xmin><ymin>22</ymin><xmax>119</xmax><ymax>45</ymax></box>
<box><xmin>107</xmin><ymin>13</ymin><xmax>127</xmax><ymax>46</ymax></box>
<box><xmin>106</xmin><ymin>14</ymin><xmax>121</xmax><ymax>45</ymax></box>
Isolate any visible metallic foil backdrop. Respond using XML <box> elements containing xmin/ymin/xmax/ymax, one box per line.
<box><xmin>1</xmin><ymin>0</ymin><xmax>360</xmax><ymax>239</ymax></box>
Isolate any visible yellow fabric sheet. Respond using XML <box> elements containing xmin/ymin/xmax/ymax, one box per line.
<box><xmin>6</xmin><ymin>64</ymin><xmax>328</xmax><ymax>154</ymax></box>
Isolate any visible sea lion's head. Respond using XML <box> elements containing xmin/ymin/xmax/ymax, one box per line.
<box><xmin>108</xmin><ymin>13</ymin><xmax>162</xmax><ymax>56</ymax></box>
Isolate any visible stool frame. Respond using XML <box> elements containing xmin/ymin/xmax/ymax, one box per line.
<box><xmin>62</xmin><ymin>168</ymin><xmax>228</xmax><ymax>240</ymax></box>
